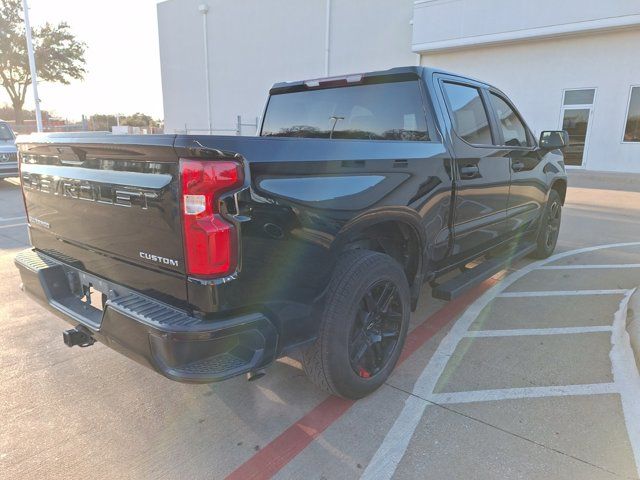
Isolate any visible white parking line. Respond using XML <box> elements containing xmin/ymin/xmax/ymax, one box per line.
<box><xmin>428</xmin><ymin>383</ymin><xmax>619</xmax><ymax>405</ymax></box>
<box><xmin>498</xmin><ymin>289</ymin><xmax>628</xmax><ymax>298</ymax></box>
<box><xmin>464</xmin><ymin>326</ymin><xmax>613</xmax><ymax>337</ymax></box>
<box><xmin>362</xmin><ymin>242</ymin><xmax>640</xmax><ymax>480</ymax></box>
<box><xmin>538</xmin><ymin>264</ymin><xmax>640</xmax><ymax>270</ymax></box>
<box><xmin>0</xmin><ymin>223</ymin><xmax>26</xmax><ymax>230</ymax></box>
<box><xmin>0</xmin><ymin>215</ymin><xmax>26</xmax><ymax>222</ymax></box>
<box><xmin>358</xmin><ymin>381</ymin><xmax>620</xmax><ymax>472</ymax></box>
<box><xmin>360</xmin><ymin>395</ymin><xmax>428</xmax><ymax>480</ymax></box>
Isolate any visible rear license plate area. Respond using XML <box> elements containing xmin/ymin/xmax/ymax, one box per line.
<box><xmin>81</xmin><ymin>285</ymin><xmax>105</xmax><ymax>312</ymax></box>
<box><xmin>75</xmin><ymin>272</ymin><xmax>111</xmax><ymax>317</ymax></box>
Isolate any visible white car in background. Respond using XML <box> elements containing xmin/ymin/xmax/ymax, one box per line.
<box><xmin>0</xmin><ymin>121</ymin><xmax>18</xmax><ymax>180</ymax></box>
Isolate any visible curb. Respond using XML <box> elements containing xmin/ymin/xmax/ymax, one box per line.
<box><xmin>627</xmin><ymin>288</ymin><xmax>640</xmax><ymax>372</ymax></box>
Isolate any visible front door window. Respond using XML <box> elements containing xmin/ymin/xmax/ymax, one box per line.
<box><xmin>560</xmin><ymin>89</ymin><xmax>595</xmax><ymax>167</ymax></box>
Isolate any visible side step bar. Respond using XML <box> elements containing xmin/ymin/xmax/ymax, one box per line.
<box><xmin>432</xmin><ymin>242</ymin><xmax>537</xmax><ymax>301</ymax></box>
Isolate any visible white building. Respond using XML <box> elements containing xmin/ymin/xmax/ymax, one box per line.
<box><xmin>157</xmin><ymin>0</ymin><xmax>640</xmax><ymax>172</ymax></box>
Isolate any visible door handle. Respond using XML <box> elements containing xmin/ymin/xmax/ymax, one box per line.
<box><xmin>512</xmin><ymin>161</ymin><xmax>525</xmax><ymax>172</ymax></box>
<box><xmin>459</xmin><ymin>165</ymin><xmax>480</xmax><ymax>179</ymax></box>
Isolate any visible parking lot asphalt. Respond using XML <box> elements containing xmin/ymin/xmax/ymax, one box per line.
<box><xmin>2</xmin><ymin>170</ymin><xmax>640</xmax><ymax>480</ymax></box>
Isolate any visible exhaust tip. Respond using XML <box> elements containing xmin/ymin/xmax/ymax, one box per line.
<box><xmin>246</xmin><ymin>369</ymin><xmax>266</xmax><ymax>382</ymax></box>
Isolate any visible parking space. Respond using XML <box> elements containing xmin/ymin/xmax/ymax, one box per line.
<box><xmin>366</xmin><ymin>241</ymin><xmax>640</xmax><ymax>479</ymax></box>
<box><xmin>2</xmin><ymin>171</ymin><xmax>640</xmax><ymax>479</ymax></box>
<box><xmin>394</xmin><ymin>394</ymin><xmax>634</xmax><ymax>480</ymax></box>
<box><xmin>0</xmin><ymin>180</ymin><xmax>28</xmax><ymax>250</ymax></box>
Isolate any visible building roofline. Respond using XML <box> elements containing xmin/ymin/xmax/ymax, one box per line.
<box><xmin>413</xmin><ymin>14</ymin><xmax>640</xmax><ymax>53</ymax></box>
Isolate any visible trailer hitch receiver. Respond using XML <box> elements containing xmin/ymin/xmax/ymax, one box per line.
<box><xmin>63</xmin><ymin>325</ymin><xmax>95</xmax><ymax>348</ymax></box>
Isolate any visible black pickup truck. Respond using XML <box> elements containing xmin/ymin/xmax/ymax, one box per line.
<box><xmin>15</xmin><ymin>67</ymin><xmax>567</xmax><ymax>399</ymax></box>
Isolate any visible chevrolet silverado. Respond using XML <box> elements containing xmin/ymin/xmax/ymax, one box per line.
<box><xmin>14</xmin><ymin>67</ymin><xmax>568</xmax><ymax>399</ymax></box>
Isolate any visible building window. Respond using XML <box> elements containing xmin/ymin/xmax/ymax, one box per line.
<box><xmin>442</xmin><ymin>82</ymin><xmax>493</xmax><ymax>145</ymax></box>
<box><xmin>563</xmin><ymin>89</ymin><xmax>595</xmax><ymax>106</ymax></box>
<box><xmin>560</xmin><ymin>88</ymin><xmax>596</xmax><ymax>167</ymax></box>
<box><xmin>624</xmin><ymin>87</ymin><xmax>640</xmax><ymax>143</ymax></box>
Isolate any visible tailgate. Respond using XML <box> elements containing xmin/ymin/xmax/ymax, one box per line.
<box><xmin>17</xmin><ymin>134</ymin><xmax>188</xmax><ymax>305</ymax></box>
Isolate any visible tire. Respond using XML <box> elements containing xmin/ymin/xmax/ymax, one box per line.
<box><xmin>302</xmin><ymin>249</ymin><xmax>411</xmax><ymax>399</ymax></box>
<box><xmin>531</xmin><ymin>189</ymin><xmax>562</xmax><ymax>259</ymax></box>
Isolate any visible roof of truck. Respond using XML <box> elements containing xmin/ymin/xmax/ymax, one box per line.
<box><xmin>269</xmin><ymin>66</ymin><xmax>489</xmax><ymax>95</ymax></box>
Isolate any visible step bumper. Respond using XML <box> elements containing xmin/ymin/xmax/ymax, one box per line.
<box><xmin>14</xmin><ymin>248</ymin><xmax>278</xmax><ymax>383</ymax></box>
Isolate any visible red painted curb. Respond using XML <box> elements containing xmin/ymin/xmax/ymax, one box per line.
<box><xmin>225</xmin><ymin>278</ymin><xmax>497</xmax><ymax>480</ymax></box>
<box><xmin>226</xmin><ymin>395</ymin><xmax>353</xmax><ymax>480</ymax></box>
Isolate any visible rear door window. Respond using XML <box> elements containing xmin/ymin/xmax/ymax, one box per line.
<box><xmin>442</xmin><ymin>82</ymin><xmax>493</xmax><ymax>145</ymax></box>
<box><xmin>489</xmin><ymin>93</ymin><xmax>530</xmax><ymax>147</ymax></box>
<box><xmin>262</xmin><ymin>81</ymin><xmax>430</xmax><ymax>141</ymax></box>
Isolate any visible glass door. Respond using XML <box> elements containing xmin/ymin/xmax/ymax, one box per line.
<box><xmin>559</xmin><ymin>89</ymin><xmax>595</xmax><ymax>167</ymax></box>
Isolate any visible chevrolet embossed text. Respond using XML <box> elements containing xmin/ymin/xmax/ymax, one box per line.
<box><xmin>22</xmin><ymin>173</ymin><xmax>158</xmax><ymax>209</ymax></box>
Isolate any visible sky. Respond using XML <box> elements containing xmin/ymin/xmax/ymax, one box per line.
<box><xmin>1</xmin><ymin>0</ymin><xmax>164</xmax><ymax>121</ymax></box>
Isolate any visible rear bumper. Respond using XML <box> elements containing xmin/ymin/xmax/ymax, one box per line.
<box><xmin>14</xmin><ymin>249</ymin><xmax>278</xmax><ymax>383</ymax></box>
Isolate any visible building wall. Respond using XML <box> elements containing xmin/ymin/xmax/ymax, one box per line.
<box><xmin>412</xmin><ymin>0</ymin><xmax>640</xmax><ymax>52</ymax></box>
<box><xmin>420</xmin><ymin>28</ymin><xmax>640</xmax><ymax>172</ymax></box>
<box><xmin>157</xmin><ymin>0</ymin><xmax>416</xmax><ymax>134</ymax></box>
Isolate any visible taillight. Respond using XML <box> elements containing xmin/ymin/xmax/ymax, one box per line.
<box><xmin>179</xmin><ymin>158</ymin><xmax>243</xmax><ymax>277</ymax></box>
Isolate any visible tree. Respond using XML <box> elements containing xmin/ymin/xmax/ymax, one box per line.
<box><xmin>121</xmin><ymin>112</ymin><xmax>158</xmax><ymax>128</ymax></box>
<box><xmin>88</xmin><ymin>114</ymin><xmax>117</xmax><ymax>132</ymax></box>
<box><xmin>88</xmin><ymin>113</ymin><xmax>161</xmax><ymax>132</ymax></box>
<box><xmin>0</xmin><ymin>0</ymin><xmax>86</xmax><ymax>123</ymax></box>
<box><xmin>0</xmin><ymin>103</ymin><xmax>34</xmax><ymax>121</ymax></box>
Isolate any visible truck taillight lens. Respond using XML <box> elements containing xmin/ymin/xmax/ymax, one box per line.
<box><xmin>179</xmin><ymin>158</ymin><xmax>243</xmax><ymax>277</ymax></box>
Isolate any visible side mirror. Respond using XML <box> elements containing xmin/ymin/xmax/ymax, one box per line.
<box><xmin>539</xmin><ymin>130</ymin><xmax>569</xmax><ymax>150</ymax></box>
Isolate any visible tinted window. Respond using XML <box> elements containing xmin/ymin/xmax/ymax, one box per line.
<box><xmin>261</xmin><ymin>81</ymin><xmax>429</xmax><ymax>141</ymax></box>
<box><xmin>489</xmin><ymin>93</ymin><xmax>529</xmax><ymax>147</ymax></box>
<box><xmin>442</xmin><ymin>82</ymin><xmax>492</xmax><ymax>145</ymax></box>
<box><xmin>0</xmin><ymin>123</ymin><xmax>14</xmax><ymax>141</ymax></box>
<box><xmin>624</xmin><ymin>87</ymin><xmax>640</xmax><ymax>143</ymax></box>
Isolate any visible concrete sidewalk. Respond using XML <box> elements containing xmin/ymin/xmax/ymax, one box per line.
<box><xmin>568</xmin><ymin>169</ymin><xmax>640</xmax><ymax>193</ymax></box>
<box><xmin>627</xmin><ymin>290</ymin><xmax>640</xmax><ymax>372</ymax></box>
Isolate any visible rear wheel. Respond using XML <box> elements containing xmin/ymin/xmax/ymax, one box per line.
<box><xmin>302</xmin><ymin>250</ymin><xmax>410</xmax><ymax>399</ymax></box>
<box><xmin>531</xmin><ymin>189</ymin><xmax>562</xmax><ymax>259</ymax></box>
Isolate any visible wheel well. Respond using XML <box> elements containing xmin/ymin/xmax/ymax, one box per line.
<box><xmin>342</xmin><ymin>221</ymin><xmax>422</xmax><ymax>286</ymax></box>
<box><xmin>551</xmin><ymin>179</ymin><xmax>567</xmax><ymax>204</ymax></box>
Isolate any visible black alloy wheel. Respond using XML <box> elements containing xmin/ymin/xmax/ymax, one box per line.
<box><xmin>302</xmin><ymin>249</ymin><xmax>411</xmax><ymax>399</ymax></box>
<box><xmin>531</xmin><ymin>189</ymin><xmax>562</xmax><ymax>259</ymax></box>
<box><xmin>544</xmin><ymin>199</ymin><xmax>561</xmax><ymax>250</ymax></box>
<box><xmin>349</xmin><ymin>281</ymin><xmax>403</xmax><ymax>378</ymax></box>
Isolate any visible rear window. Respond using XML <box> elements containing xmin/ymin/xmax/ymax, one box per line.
<box><xmin>261</xmin><ymin>81</ymin><xmax>430</xmax><ymax>141</ymax></box>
